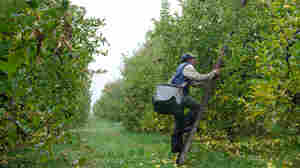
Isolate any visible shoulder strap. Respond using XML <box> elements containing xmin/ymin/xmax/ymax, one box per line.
<box><xmin>170</xmin><ymin>63</ymin><xmax>191</xmax><ymax>85</ymax></box>
<box><xmin>182</xmin><ymin>62</ymin><xmax>190</xmax><ymax>69</ymax></box>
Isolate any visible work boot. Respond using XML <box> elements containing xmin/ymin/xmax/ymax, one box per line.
<box><xmin>183</xmin><ymin>126</ymin><xmax>200</xmax><ymax>134</ymax></box>
<box><xmin>171</xmin><ymin>133</ymin><xmax>183</xmax><ymax>153</ymax></box>
<box><xmin>184</xmin><ymin>111</ymin><xmax>197</xmax><ymax>127</ymax></box>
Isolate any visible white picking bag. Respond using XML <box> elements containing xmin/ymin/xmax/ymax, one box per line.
<box><xmin>152</xmin><ymin>84</ymin><xmax>184</xmax><ymax>114</ymax></box>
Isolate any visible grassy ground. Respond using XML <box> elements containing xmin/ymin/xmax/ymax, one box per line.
<box><xmin>6</xmin><ymin>118</ymin><xmax>268</xmax><ymax>168</ymax></box>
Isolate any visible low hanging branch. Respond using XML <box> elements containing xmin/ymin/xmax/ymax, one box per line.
<box><xmin>176</xmin><ymin>47</ymin><xmax>225</xmax><ymax>165</ymax></box>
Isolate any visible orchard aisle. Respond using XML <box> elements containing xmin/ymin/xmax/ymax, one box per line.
<box><xmin>50</xmin><ymin>118</ymin><xmax>266</xmax><ymax>168</ymax></box>
<box><xmin>64</xmin><ymin>118</ymin><xmax>176</xmax><ymax>168</ymax></box>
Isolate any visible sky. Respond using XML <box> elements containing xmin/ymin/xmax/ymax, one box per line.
<box><xmin>70</xmin><ymin>0</ymin><xmax>181</xmax><ymax>105</ymax></box>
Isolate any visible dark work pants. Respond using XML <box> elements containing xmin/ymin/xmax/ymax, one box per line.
<box><xmin>171</xmin><ymin>96</ymin><xmax>203</xmax><ymax>153</ymax></box>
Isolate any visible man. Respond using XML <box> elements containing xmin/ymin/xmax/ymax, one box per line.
<box><xmin>169</xmin><ymin>53</ymin><xmax>220</xmax><ymax>153</ymax></box>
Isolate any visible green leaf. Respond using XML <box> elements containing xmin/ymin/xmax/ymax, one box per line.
<box><xmin>40</xmin><ymin>154</ymin><xmax>49</xmax><ymax>163</ymax></box>
<box><xmin>32</xmin><ymin>115</ymin><xmax>40</xmax><ymax>128</ymax></box>
<box><xmin>7</xmin><ymin>125</ymin><xmax>18</xmax><ymax>145</ymax></box>
<box><xmin>0</xmin><ymin>41</ymin><xmax>11</xmax><ymax>56</ymax></box>
<box><xmin>62</xmin><ymin>0</ymin><xmax>70</xmax><ymax>10</ymax></box>
<box><xmin>9</xmin><ymin>49</ymin><xmax>26</xmax><ymax>69</ymax></box>
<box><xmin>24</xmin><ymin>15</ymin><xmax>36</xmax><ymax>25</ymax></box>
<box><xmin>291</xmin><ymin>41</ymin><xmax>300</xmax><ymax>59</ymax></box>
<box><xmin>46</xmin><ymin>8</ymin><xmax>64</xmax><ymax>18</ymax></box>
<box><xmin>271</xmin><ymin>124</ymin><xmax>285</xmax><ymax>135</ymax></box>
<box><xmin>0</xmin><ymin>60</ymin><xmax>12</xmax><ymax>73</ymax></box>
<box><xmin>0</xmin><ymin>22</ymin><xmax>10</xmax><ymax>33</ymax></box>
<box><xmin>79</xmin><ymin>157</ymin><xmax>88</xmax><ymax>166</ymax></box>
<box><xmin>0</xmin><ymin>108</ymin><xmax>5</xmax><ymax>117</ymax></box>
<box><xmin>15</xmin><ymin>87</ymin><xmax>26</xmax><ymax>97</ymax></box>
<box><xmin>26</xmin><ymin>0</ymin><xmax>39</xmax><ymax>9</ymax></box>
<box><xmin>26</xmin><ymin>46</ymin><xmax>35</xmax><ymax>65</ymax></box>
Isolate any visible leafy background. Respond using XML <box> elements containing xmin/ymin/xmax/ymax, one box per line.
<box><xmin>94</xmin><ymin>0</ymin><xmax>300</xmax><ymax>166</ymax></box>
<box><xmin>0</xmin><ymin>0</ymin><xmax>107</xmax><ymax>165</ymax></box>
<box><xmin>1</xmin><ymin>0</ymin><xmax>300</xmax><ymax>167</ymax></box>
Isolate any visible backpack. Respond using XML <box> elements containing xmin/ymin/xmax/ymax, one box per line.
<box><xmin>152</xmin><ymin>84</ymin><xmax>183</xmax><ymax>115</ymax></box>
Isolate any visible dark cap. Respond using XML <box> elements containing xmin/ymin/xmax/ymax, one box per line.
<box><xmin>180</xmin><ymin>54</ymin><xmax>196</xmax><ymax>62</ymax></box>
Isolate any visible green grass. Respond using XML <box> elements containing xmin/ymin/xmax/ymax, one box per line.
<box><xmin>5</xmin><ymin>118</ymin><xmax>268</xmax><ymax>168</ymax></box>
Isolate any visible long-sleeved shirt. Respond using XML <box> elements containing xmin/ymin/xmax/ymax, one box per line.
<box><xmin>169</xmin><ymin>64</ymin><xmax>217</xmax><ymax>87</ymax></box>
<box><xmin>183</xmin><ymin>64</ymin><xmax>216</xmax><ymax>86</ymax></box>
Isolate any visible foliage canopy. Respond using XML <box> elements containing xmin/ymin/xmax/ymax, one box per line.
<box><xmin>0</xmin><ymin>0</ymin><xmax>107</xmax><ymax>165</ymax></box>
<box><xmin>94</xmin><ymin>1</ymin><xmax>300</xmax><ymax>164</ymax></box>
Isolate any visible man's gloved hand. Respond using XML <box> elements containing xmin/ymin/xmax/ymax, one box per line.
<box><xmin>214</xmin><ymin>68</ymin><xmax>220</xmax><ymax>76</ymax></box>
<box><xmin>212</xmin><ymin>68</ymin><xmax>220</xmax><ymax>79</ymax></box>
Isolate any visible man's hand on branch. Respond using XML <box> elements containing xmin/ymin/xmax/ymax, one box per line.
<box><xmin>214</xmin><ymin>68</ymin><xmax>221</xmax><ymax>76</ymax></box>
<box><xmin>220</xmin><ymin>47</ymin><xmax>225</xmax><ymax>57</ymax></box>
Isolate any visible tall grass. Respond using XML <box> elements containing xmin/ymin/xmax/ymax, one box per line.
<box><xmin>5</xmin><ymin>118</ymin><xmax>271</xmax><ymax>168</ymax></box>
